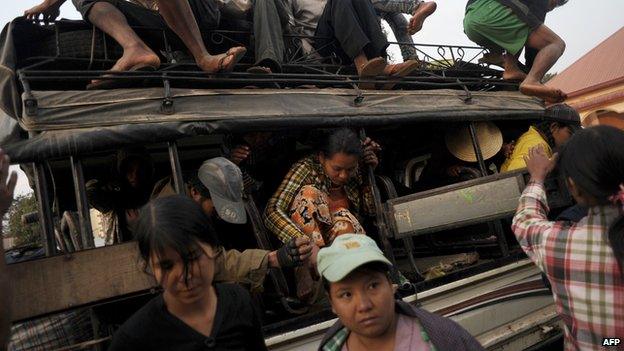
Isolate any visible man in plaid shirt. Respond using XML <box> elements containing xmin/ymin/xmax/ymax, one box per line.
<box><xmin>512</xmin><ymin>130</ymin><xmax>624</xmax><ymax>351</ymax></box>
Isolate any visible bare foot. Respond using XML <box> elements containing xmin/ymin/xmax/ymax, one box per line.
<box><xmin>479</xmin><ymin>52</ymin><xmax>504</xmax><ymax>67</ymax></box>
<box><xmin>196</xmin><ymin>46</ymin><xmax>246</xmax><ymax>73</ymax></box>
<box><xmin>109</xmin><ymin>44</ymin><xmax>160</xmax><ymax>72</ymax></box>
<box><xmin>502</xmin><ymin>53</ymin><xmax>526</xmax><ymax>81</ymax></box>
<box><xmin>408</xmin><ymin>1</ymin><xmax>437</xmax><ymax>35</ymax></box>
<box><xmin>519</xmin><ymin>81</ymin><xmax>567</xmax><ymax>103</ymax></box>
<box><xmin>89</xmin><ymin>44</ymin><xmax>159</xmax><ymax>87</ymax></box>
<box><xmin>503</xmin><ymin>69</ymin><xmax>527</xmax><ymax>81</ymax></box>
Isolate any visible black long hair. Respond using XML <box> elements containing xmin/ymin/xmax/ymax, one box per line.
<box><xmin>533</xmin><ymin>120</ymin><xmax>580</xmax><ymax>149</ymax></box>
<box><xmin>133</xmin><ymin>195</ymin><xmax>220</xmax><ymax>283</ymax></box>
<box><xmin>558</xmin><ymin>125</ymin><xmax>624</xmax><ymax>276</ymax></box>
<box><xmin>318</xmin><ymin>128</ymin><xmax>363</xmax><ymax>159</ymax></box>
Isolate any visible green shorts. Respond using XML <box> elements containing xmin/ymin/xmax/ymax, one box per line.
<box><xmin>463</xmin><ymin>0</ymin><xmax>530</xmax><ymax>55</ymax></box>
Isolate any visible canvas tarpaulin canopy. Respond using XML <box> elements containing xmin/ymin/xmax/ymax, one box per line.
<box><xmin>4</xmin><ymin>87</ymin><xmax>580</xmax><ymax>163</ymax></box>
<box><xmin>20</xmin><ymin>88</ymin><xmax>548</xmax><ymax>131</ymax></box>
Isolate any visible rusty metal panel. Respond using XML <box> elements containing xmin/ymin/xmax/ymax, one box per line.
<box><xmin>390</xmin><ymin>174</ymin><xmax>524</xmax><ymax>238</ymax></box>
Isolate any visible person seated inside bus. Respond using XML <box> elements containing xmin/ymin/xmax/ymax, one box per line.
<box><xmin>151</xmin><ymin>157</ymin><xmax>312</xmax><ymax>293</ymax></box>
<box><xmin>0</xmin><ymin>149</ymin><xmax>17</xmax><ymax>351</ymax></box>
<box><xmin>513</xmin><ymin>126</ymin><xmax>624</xmax><ymax>350</ymax></box>
<box><xmin>370</xmin><ymin>0</ymin><xmax>437</xmax><ymax>62</ymax></box>
<box><xmin>264</xmin><ymin>128</ymin><xmax>381</xmax><ymax>302</ymax></box>
<box><xmin>222</xmin><ymin>131</ymin><xmax>300</xmax><ymax>203</ymax></box>
<box><xmin>463</xmin><ymin>0</ymin><xmax>568</xmax><ymax>102</ymax></box>
<box><xmin>86</xmin><ymin>146</ymin><xmax>155</xmax><ymax>243</ymax></box>
<box><xmin>288</xmin><ymin>0</ymin><xmax>428</xmax><ymax>89</ymax></box>
<box><xmin>316</xmin><ymin>234</ymin><xmax>485</xmax><ymax>351</ymax></box>
<box><xmin>108</xmin><ymin>195</ymin><xmax>268</xmax><ymax>351</ymax></box>
<box><xmin>24</xmin><ymin>0</ymin><xmax>246</xmax><ymax>88</ymax></box>
<box><xmin>500</xmin><ymin>112</ymin><xmax>581</xmax><ymax>172</ymax></box>
<box><xmin>415</xmin><ymin>122</ymin><xmax>507</xmax><ymax>191</ymax></box>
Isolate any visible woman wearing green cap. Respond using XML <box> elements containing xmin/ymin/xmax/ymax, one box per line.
<box><xmin>317</xmin><ymin>234</ymin><xmax>484</xmax><ymax>351</ymax></box>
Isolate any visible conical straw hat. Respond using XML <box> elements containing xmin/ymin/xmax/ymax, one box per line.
<box><xmin>444</xmin><ymin>122</ymin><xmax>503</xmax><ymax>162</ymax></box>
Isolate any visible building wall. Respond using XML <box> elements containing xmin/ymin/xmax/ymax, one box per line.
<box><xmin>565</xmin><ymin>83</ymin><xmax>624</xmax><ymax>128</ymax></box>
<box><xmin>598</xmin><ymin>111</ymin><xmax>624</xmax><ymax>129</ymax></box>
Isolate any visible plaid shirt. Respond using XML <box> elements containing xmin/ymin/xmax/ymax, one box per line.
<box><xmin>512</xmin><ymin>181</ymin><xmax>624</xmax><ymax>351</ymax></box>
<box><xmin>264</xmin><ymin>155</ymin><xmax>375</xmax><ymax>243</ymax></box>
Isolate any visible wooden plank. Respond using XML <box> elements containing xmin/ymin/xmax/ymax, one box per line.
<box><xmin>8</xmin><ymin>241</ymin><xmax>157</xmax><ymax>322</ymax></box>
<box><xmin>389</xmin><ymin>173</ymin><xmax>525</xmax><ymax>238</ymax></box>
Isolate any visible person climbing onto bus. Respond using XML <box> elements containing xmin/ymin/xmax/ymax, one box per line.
<box><xmin>264</xmin><ymin>128</ymin><xmax>381</xmax><ymax>302</ymax></box>
<box><xmin>463</xmin><ymin>0</ymin><xmax>568</xmax><ymax>102</ymax></box>
<box><xmin>316</xmin><ymin>234</ymin><xmax>485</xmax><ymax>351</ymax></box>
<box><xmin>151</xmin><ymin>157</ymin><xmax>313</xmax><ymax>293</ymax></box>
<box><xmin>289</xmin><ymin>0</ymin><xmax>425</xmax><ymax>89</ymax></box>
<box><xmin>512</xmin><ymin>125</ymin><xmax>624</xmax><ymax>350</ymax></box>
<box><xmin>108</xmin><ymin>195</ymin><xmax>268</xmax><ymax>350</ymax></box>
<box><xmin>24</xmin><ymin>0</ymin><xmax>246</xmax><ymax>88</ymax></box>
<box><xmin>500</xmin><ymin>106</ymin><xmax>580</xmax><ymax>172</ymax></box>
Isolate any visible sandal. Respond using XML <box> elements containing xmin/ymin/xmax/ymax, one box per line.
<box><xmin>86</xmin><ymin>64</ymin><xmax>157</xmax><ymax>90</ymax></box>
<box><xmin>217</xmin><ymin>46</ymin><xmax>247</xmax><ymax>73</ymax></box>
<box><xmin>246</xmin><ymin>66</ymin><xmax>272</xmax><ymax>74</ymax></box>
<box><xmin>382</xmin><ymin>59</ymin><xmax>420</xmax><ymax>90</ymax></box>
<box><xmin>358</xmin><ymin>57</ymin><xmax>386</xmax><ymax>90</ymax></box>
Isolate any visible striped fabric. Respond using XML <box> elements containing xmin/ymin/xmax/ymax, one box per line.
<box><xmin>264</xmin><ymin>155</ymin><xmax>375</xmax><ymax>243</ymax></box>
<box><xmin>512</xmin><ymin>181</ymin><xmax>624</xmax><ymax>351</ymax></box>
<box><xmin>371</xmin><ymin>0</ymin><xmax>421</xmax><ymax>15</ymax></box>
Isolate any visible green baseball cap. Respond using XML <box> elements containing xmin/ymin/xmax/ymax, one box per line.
<box><xmin>317</xmin><ymin>234</ymin><xmax>392</xmax><ymax>283</ymax></box>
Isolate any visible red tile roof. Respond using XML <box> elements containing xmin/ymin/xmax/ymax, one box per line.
<box><xmin>547</xmin><ymin>26</ymin><xmax>624</xmax><ymax>96</ymax></box>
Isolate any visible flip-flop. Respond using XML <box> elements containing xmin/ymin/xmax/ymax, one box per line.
<box><xmin>86</xmin><ymin>64</ymin><xmax>157</xmax><ymax>90</ymax></box>
<box><xmin>382</xmin><ymin>59</ymin><xmax>420</xmax><ymax>90</ymax></box>
<box><xmin>358</xmin><ymin>57</ymin><xmax>386</xmax><ymax>90</ymax></box>
<box><xmin>246</xmin><ymin>66</ymin><xmax>272</xmax><ymax>74</ymax></box>
<box><xmin>217</xmin><ymin>46</ymin><xmax>247</xmax><ymax>73</ymax></box>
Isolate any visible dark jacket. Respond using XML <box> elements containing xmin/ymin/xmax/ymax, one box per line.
<box><xmin>318</xmin><ymin>300</ymin><xmax>485</xmax><ymax>351</ymax></box>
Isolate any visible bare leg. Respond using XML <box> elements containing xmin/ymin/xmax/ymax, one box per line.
<box><xmin>156</xmin><ymin>0</ymin><xmax>245</xmax><ymax>73</ymax></box>
<box><xmin>88</xmin><ymin>2</ymin><xmax>160</xmax><ymax>72</ymax></box>
<box><xmin>502</xmin><ymin>53</ymin><xmax>527</xmax><ymax>81</ymax></box>
<box><xmin>408</xmin><ymin>1</ymin><xmax>437</xmax><ymax>35</ymax></box>
<box><xmin>520</xmin><ymin>25</ymin><xmax>567</xmax><ymax>102</ymax></box>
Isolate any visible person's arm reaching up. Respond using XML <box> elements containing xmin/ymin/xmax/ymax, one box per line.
<box><xmin>24</xmin><ymin>0</ymin><xmax>67</xmax><ymax>23</ymax></box>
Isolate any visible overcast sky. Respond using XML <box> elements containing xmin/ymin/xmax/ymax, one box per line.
<box><xmin>3</xmin><ymin>0</ymin><xmax>624</xmax><ymax>195</ymax></box>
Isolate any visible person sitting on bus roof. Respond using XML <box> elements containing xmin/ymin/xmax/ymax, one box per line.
<box><xmin>289</xmin><ymin>0</ymin><xmax>427</xmax><ymax>89</ymax></box>
<box><xmin>24</xmin><ymin>0</ymin><xmax>246</xmax><ymax>88</ymax></box>
<box><xmin>369</xmin><ymin>0</ymin><xmax>437</xmax><ymax>62</ymax></box>
<box><xmin>127</xmin><ymin>0</ymin><xmax>291</xmax><ymax>74</ymax></box>
<box><xmin>462</xmin><ymin>0</ymin><xmax>568</xmax><ymax>102</ymax></box>
<box><xmin>108</xmin><ymin>195</ymin><xmax>268</xmax><ymax>351</ymax></box>
<box><xmin>500</xmin><ymin>110</ymin><xmax>580</xmax><ymax>172</ymax></box>
<box><xmin>513</xmin><ymin>126</ymin><xmax>624</xmax><ymax>350</ymax></box>
<box><xmin>316</xmin><ymin>234</ymin><xmax>485</xmax><ymax>351</ymax></box>
<box><xmin>264</xmin><ymin>128</ymin><xmax>381</xmax><ymax>302</ymax></box>
<box><xmin>151</xmin><ymin>157</ymin><xmax>312</xmax><ymax>293</ymax></box>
